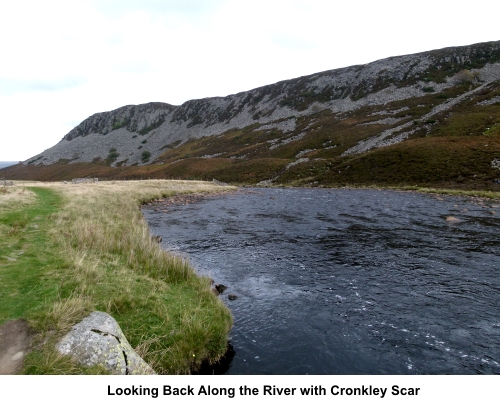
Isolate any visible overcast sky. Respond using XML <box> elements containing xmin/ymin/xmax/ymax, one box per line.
<box><xmin>0</xmin><ymin>0</ymin><xmax>498</xmax><ymax>161</ymax></box>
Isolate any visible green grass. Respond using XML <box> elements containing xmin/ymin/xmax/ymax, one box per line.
<box><xmin>0</xmin><ymin>188</ymin><xmax>62</xmax><ymax>322</ymax></box>
<box><xmin>0</xmin><ymin>187</ymin><xmax>100</xmax><ymax>374</ymax></box>
<box><xmin>0</xmin><ymin>181</ymin><xmax>234</xmax><ymax>374</ymax></box>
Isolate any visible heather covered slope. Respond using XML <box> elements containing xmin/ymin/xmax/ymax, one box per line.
<box><xmin>3</xmin><ymin>40</ymin><xmax>500</xmax><ymax>188</ymax></box>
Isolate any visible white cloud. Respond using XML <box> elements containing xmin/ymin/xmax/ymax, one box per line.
<box><xmin>0</xmin><ymin>0</ymin><xmax>498</xmax><ymax>160</ymax></box>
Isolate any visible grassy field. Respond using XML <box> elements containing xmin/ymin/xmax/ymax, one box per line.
<box><xmin>0</xmin><ymin>180</ymin><xmax>235</xmax><ymax>374</ymax></box>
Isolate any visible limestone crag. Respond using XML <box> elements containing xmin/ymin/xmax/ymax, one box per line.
<box><xmin>64</xmin><ymin>102</ymin><xmax>177</xmax><ymax>141</ymax></box>
<box><xmin>25</xmin><ymin>41</ymin><xmax>500</xmax><ymax>167</ymax></box>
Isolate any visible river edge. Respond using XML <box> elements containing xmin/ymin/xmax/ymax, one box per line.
<box><xmin>248</xmin><ymin>184</ymin><xmax>500</xmax><ymax>205</ymax></box>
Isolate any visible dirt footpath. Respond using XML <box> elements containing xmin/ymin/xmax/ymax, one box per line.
<box><xmin>0</xmin><ymin>319</ymin><xmax>32</xmax><ymax>374</ymax></box>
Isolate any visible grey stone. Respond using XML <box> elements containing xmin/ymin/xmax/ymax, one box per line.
<box><xmin>11</xmin><ymin>351</ymin><xmax>24</xmax><ymax>361</ymax></box>
<box><xmin>57</xmin><ymin>311</ymin><xmax>155</xmax><ymax>375</ymax></box>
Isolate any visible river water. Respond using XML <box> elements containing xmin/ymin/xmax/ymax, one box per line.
<box><xmin>142</xmin><ymin>188</ymin><xmax>500</xmax><ymax>374</ymax></box>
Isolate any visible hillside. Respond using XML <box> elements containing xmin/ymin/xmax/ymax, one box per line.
<box><xmin>3</xmin><ymin>40</ymin><xmax>500</xmax><ymax>188</ymax></box>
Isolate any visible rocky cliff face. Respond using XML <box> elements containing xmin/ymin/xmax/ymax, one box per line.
<box><xmin>26</xmin><ymin>41</ymin><xmax>500</xmax><ymax>168</ymax></box>
<box><xmin>63</xmin><ymin>102</ymin><xmax>177</xmax><ymax>141</ymax></box>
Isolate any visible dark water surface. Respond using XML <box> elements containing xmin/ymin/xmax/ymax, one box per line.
<box><xmin>142</xmin><ymin>188</ymin><xmax>500</xmax><ymax>374</ymax></box>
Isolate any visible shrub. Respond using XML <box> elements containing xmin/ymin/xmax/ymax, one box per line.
<box><xmin>141</xmin><ymin>151</ymin><xmax>151</xmax><ymax>163</ymax></box>
<box><xmin>112</xmin><ymin>120</ymin><xmax>126</xmax><ymax>130</ymax></box>
<box><xmin>453</xmin><ymin>69</ymin><xmax>475</xmax><ymax>84</ymax></box>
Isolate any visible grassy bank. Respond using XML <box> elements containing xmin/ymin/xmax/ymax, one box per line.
<box><xmin>295</xmin><ymin>183</ymin><xmax>500</xmax><ymax>201</ymax></box>
<box><xmin>387</xmin><ymin>186</ymin><xmax>500</xmax><ymax>200</ymax></box>
<box><xmin>0</xmin><ymin>180</ymin><xmax>235</xmax><ymax>374</ymax></box>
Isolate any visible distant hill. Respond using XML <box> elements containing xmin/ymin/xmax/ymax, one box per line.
<box><xmin>0</xmin><ymin>162</ymin><xmax>18</xmax><ymax>170</ymax></box>
<box><xmin>3</xmin><ymin>40</ymin><xmax>500</xmax><ymax>189</ymax></box>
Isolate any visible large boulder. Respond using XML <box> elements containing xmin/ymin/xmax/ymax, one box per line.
<box><xmin>57</xmin><ymin>311</ymin><xmax>155</xmax><ymax>375</ymax></box>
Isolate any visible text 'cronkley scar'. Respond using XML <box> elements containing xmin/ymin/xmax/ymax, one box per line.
<box><xmin>107</xmin><ymin>384</ymin><xmax>421</xmax><ymax>399</ymax></box>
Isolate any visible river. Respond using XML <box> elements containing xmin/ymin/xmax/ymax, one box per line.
<box><xmin>142</xmin><ymin>188</ymin><xmax>500</xmax><ymax>374</ymax></box>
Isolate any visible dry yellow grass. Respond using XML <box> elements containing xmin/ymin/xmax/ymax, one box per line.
<box><xmin>40</xmin><ymin>179</ymin><xmax>235</xmax><ymax>284</ymax></box>
<box><xmin>0</xmin><ymin>185</ymin><xmax>36</xmax><ymax>210</ymax></box>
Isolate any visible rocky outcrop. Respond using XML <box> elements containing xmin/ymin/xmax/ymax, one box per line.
<box><xmin>57</xmin><ymin>311</ymin><xmax>155</xmax><ymax>375</ymax></box>
<box><xmin>24</xmin><ymin>41</ymin><xmax>500</xmax><ymax>167</ymax></box>
<box><xmin>342</xmin><ymin>63</ymin><xmax>500</xmax><ymax>156</ymax></box>
<box><xmin>64</xmin><ymin>102</ymin><xmax>177</xmax><ymax>141</ymax></box>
